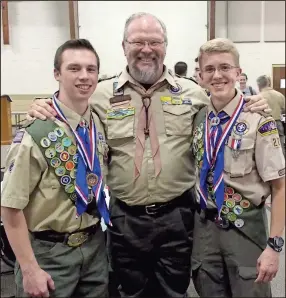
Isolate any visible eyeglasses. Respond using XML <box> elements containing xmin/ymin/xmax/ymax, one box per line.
<box><xmin>202</xmin><ymin>64</ymin><xmax>239</xmax><ymax>74</ymax></box>
<box><xmin>125</xmin><ymin>40</ymin><xmax>165</xmax><ymax>49</ymax></box>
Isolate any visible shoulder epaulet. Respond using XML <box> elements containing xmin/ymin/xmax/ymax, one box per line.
<box><xmin>175</xmin><ymin>74</ymin><xmax>198</xmax><ymax>85</ymax></box>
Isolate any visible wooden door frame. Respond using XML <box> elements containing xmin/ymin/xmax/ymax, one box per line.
<box><xmin>272</xmin><ymin>64</ymin><xmax>285</xmax><ymax>88</ymax></box>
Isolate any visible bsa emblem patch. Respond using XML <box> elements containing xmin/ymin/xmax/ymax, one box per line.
<box><xmin>258</xmin><ymin>119</ymin><xmax>278</xmax><ymax>136</ymax></box>
<box><xmin>13</xmin><ymin>131</ymin><xmax>24</xmax><ymax>144</ymax></box>
<box><xmin>169</xmin><ymin>83</ymin><xmax>182</xmax><ymax>95</ymax></box>
<box><xmin>233</xmin><ymin>121</ymin><xmax>249</xmax><ymax>135</ymax></box>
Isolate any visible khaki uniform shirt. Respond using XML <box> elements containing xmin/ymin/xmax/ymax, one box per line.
<box><xmin>260</xmin><ymin>87</ymin><xmax>285</xmax><ymax>120</ymax></box>
<box><xmin>194</xmin><ymin>90</ymin><xmax>285</xmax><ymax>208</ymax></box>
<box><xmin>91</xmin><ymin>66</ymin><xmax>210</xmax><ymax>205</ymax></box>
<box><xmin>1</xmin><ymin>98</ymin><xmax>108</xmax><ymax>233</ymax></box>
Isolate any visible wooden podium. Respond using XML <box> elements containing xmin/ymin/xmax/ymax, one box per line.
<box><xmin>1</xmin><ymin>94</ymin><xmax>12</xmax><ymax>145</ymax></box>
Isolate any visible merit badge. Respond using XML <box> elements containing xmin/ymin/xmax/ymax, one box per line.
<box><xmin>65</xmin><ymin>161</ymin><xmax>75</xmax><ymax>171</ymax></box>
<box><xmin>50</xmin><ymin>157</ymin><xmax>61</xmax><ymax>168</ymax></box>
<box><xmin>70</xmin><ymin>192</ymin><xmax>77</xmax><ymax>202</ymax></box>
<box><xmin>68</xmin><ymin>145</ymin><xmax>77</xmax><ymax>156</ymax></box>
<box><xmin>48</xmin><ymin>132</ymin><xmax>57</xmax><ymax>142</ymax></box>
<box><xmin>70</xmin><ymin>169</ymin><xmax>76</xmax><ymax>179</ymax></box>
<box><xmin>234</xmin><ymin>218</ymin><xmax>244</xmax><ymax>228</ymax></box>
<box><xmin>210</xmin><ymin>117</ymin><xmax>220</xmax><ymax>126</ymax></box>
<box><xmin>55</xmin><ymin>166</ymin><xmax>66</xmax><ymax>177</ymax></box>
<box><xmin>62</xmin><ymin>137</ymin><xmax>72</xmax><ymax>147</ymax></box>
<box><xmin>73</xmin><ymin>154</ymin><xmax>79</xmax><ymax>164</ymax></box>
<box><xmin>160</xmin><ymin>96</ymin><xmax>172</xmax><ymax>105</ymax></box>
<box><xmin>86</xmin><ymin>173</ymin><xmax>98</xmax><ymax>187</ymax></box>
<box><xmin>232</xmin><ymin>193</ymin><xmax>242</xmax><ymax>202</ymax></box>
<box><xmin>8</xmin><ymin>159</ymin><xmax>15</xmax><ymax>172</ymax></box>
<box><xmin>13</xmin><ymin>131</ymin><xmax>24</xmax><ymax>144</ymax></box>
<box><xmin>240</xmin><ymin>199</ymin><xmax>250</xmax><ymax>209</ymax></box>
<box><xmin>233</xmin><ymin>205</ymin><xmax>243</xmax><ymax>216</ymax></box>
<box><xmin>225</xmin><ymin>198</ymin><xmax>235</xmax><ymax>209</ymax></box>
<box><xmin>221</xmin><ymin>205</ymin><xmax>229</xmax><ymax>215</ymax></box>
<box><xmin>169</xmin><ymin>83</ymin><xmax>182</xmax><ymax>95</ymax></box>
<box><xmin>113</xmin><ymin>82</ymin><xmax>124</xmax><ymax>96</ymax></box>
<box><xmin>55</xmin><ymin>142</ymin><xmax>64</xmax><ymax>153</ymax></box>
<box><xmin>60</xmin><ymin>175</ymin><xmax>72</xmax><ymax>185</ymax></box>
<box><xmin>227</xmin><ymin>212</ymin><xmax>237</xmax><ymax>222</ymax></box>
<box><xmin>40</xmin><ymin>137</ymin><xmax>51</xmax><ymax>148</ymax></box>
<box><xmin>258</xmin><ymin>119</ymin><xmax>278</xmax><ymax>136</ymax></box>
<box><xmin>225</xmin><ymin>187</ymin><xmax>234</xmax><ymax>195</ymax></box>
<box><xmin>65</xmin><ymin>183</ymin><xmax>75</xmax><ymax>194</ymax></box>
<box><xmin>45</xmin><ymin>148</ymin><xmax>56</xmax><ymax>159</ymax></box>
<box><xmin>54</xmin><ymin>127</ymin><xmax>65</xmax><ymax>137</ymax></box>
<box><xmin>234</xmin><ymin>121</ymin><xmax>249</xmax><ymax>135</ymax></box>
<box><xmin>60</xmin><ymin>151</ymin><xmax>70</xmax><ymax>162</ymax></box>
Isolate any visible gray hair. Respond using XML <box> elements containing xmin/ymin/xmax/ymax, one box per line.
<box><xmin>123</xmin><ymin>12</ymin><xmax>168</xmax><ymax>45</ymax></box>
<box><xmin>256</xmin><ymin>75</ymin><xmax>270</xmax><ymax>89</ymax></box>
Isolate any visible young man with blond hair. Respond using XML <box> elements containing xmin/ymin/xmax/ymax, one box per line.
<box><xmin>191</xmin><ymin>38</ymin><xmax>285</xmax><ymax>297</ymax></box>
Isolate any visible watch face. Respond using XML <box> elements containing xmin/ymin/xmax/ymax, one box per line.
<box><xmin>274</xmin><ymin>237</ymin><xmax>284</xmax><ymax>248</ymax></box>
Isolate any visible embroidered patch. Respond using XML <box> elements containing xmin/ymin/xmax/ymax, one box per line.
<box><xmin>258</xmin><ymin>119</ymin><xmax>278</xmax><ymax>136</ymax></box>
<box><xmin>278</xmin><ymin>168</ymin><xmax>285</xmax><ymax>176</ymax></box>
<box><xmin>107</xmin><ymin>107</ymin><xmax>135</xmax><ymax>119</ymax></box>
<box><xmin>171</xmin><ymin>96</ymin><xmax>182</xmax><ymax>105</ymax></box>
<box><xmin>160</xmin><ymin>96</ymin><xmax>172</xmax><ymax>105</ymax></box>
<box><xmin>233</xmin><ymin>121</ymin><xmax>249</xmax><ymax>135</ymax></box>
<box><xmin>272</xmin><ymin>137</ymin><xmax>281</xmax><ymax>148</ymax></box>
<box><xmin>13</xmin><ymin>131</ymin><xmax>24</xmax><ymax>143</ymax></box>
<box><xmin>182</xmin><ymin>97</ymin><xmax>192</xmax><ymax>105</ymax></box>
<box><xmin>169</xmin><ymin>83</ymin><xmax>182</xmax><ymax>95</ymax></box>
<box><xmin>8</xmin><ymin>159</ymin><xmax>15</xmax><ymax>172</ymax></box>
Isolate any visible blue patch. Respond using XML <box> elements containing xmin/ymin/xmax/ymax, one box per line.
<box><xmin>13</xmin><ymin>131</ymin><xmax>24</xmax><ymax>143</ymax></box>
<box><xmin>169</xmin><ymin>83</ymin><xmax>182</xmax><ymax>95</ymax></box>
<box><xmin>258</xmin><ymin>119</ymin><xmax>278</xmax><ymax>136</ymax></box>
<box><xmin>182</xmin><ymin>98</ymin><xmax>192</xmax><ymax>105</ymax></box>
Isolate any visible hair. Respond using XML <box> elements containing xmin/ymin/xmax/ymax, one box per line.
<box><xmin>54</xmin><ymin>39</ymin><xmax>100</xmax><ymax>72</ymax></box>
<box><xmin>198</xmin><ymin>38</ymin><xmax>240</xmax><ymax>67</ymax></box>
<box><xmin>240</xmin><ymin>73</ymin><xmax>248</xmax><ymax>80</ymax></box>
<box><xmin>174</xmin><ymin>61</ymin><xmax>188</xmax><ymax>76</ymax></box>
<box><xmin>257</xmin><ymin>75</ymin><xmax>270</xmax><ymax>89</ymax></box>
<box><xmin>123</xmin><ymin>12</ymin><xmax>168</xmax><ymax>45</ymax></box>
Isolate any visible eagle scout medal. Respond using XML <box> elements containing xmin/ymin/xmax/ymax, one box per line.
<box><xmin>86</xmin><ymin>173</ymin><xmax>98</xmax><ymax>187</ymax></box>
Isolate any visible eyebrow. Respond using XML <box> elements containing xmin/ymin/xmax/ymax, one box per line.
<box><xmin>67</xmin><ymin>63</ymin><xmax>97</xmax><ymax>68</ymax></box>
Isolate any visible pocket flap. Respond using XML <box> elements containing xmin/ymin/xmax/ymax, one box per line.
<box><xmin>162</xmin><ymin>104</ymin><xmax>192</xmax><ymax>116</ymax></box>
<box><xmin>227</xmin><ymin>137</ymin><xmax>255</xmax><ymax>150</ymax></box>
<box><xmin>238</xmin><ymin>266</ymin><xmax>257</xmax><ymax>280</ymax></box>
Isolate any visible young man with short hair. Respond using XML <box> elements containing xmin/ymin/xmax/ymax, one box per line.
<box><xmin>191</xmin><ymin>38</ymin><xmax>285</xmax><ymax>297</ymax></box>
<box><xmin>1</xmin><ymin>39</ymin><xmax>109</xmax><ymax>298</ymax></box>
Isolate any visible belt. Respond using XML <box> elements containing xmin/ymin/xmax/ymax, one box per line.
<box><xmin>199</xmin><ymin>208</ymin><xmax>231</xmax><ymax>229</ymax></box>
<box><xmin>118</xmin><ymin>189</ymin><xmax>195</xmax><ymax>216</ymax></box>
<box><xmin>32</xmin><ymin>222</ymin><xmax>100</xmax><ymax>247</ymax></box>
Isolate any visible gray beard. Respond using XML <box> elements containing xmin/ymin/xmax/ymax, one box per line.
<box><xmin>129</xmin><ymin>66</ymin><xmax>159</xmax><ymax>85</ymax></box>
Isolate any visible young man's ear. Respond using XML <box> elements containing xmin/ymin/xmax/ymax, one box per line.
<box><xmin>54</xmin><ymin>68</ymin><xmax>60</xmax><ymax>81</ymax></box>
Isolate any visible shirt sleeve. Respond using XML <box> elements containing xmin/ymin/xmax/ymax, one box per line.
<box><xmin>255</xmin><ymin>117</ymin><xmax>285</xmax><ymax>182</ymax></box>
<box><xmin>1</xmin><ymin>130</ymin><xmax>46</xmax><ymax>210</ymax></box>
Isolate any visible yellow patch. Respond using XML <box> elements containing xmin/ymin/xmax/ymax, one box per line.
<box><xmin>160</xmin><ymin>96</ymin><xmax>172</xmax><ymax>105</ymax></box>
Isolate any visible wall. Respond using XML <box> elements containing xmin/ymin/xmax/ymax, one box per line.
<box><xmin>1</xmin><ymin>1</ymin><xmax>70</xmax><ymax>96</ymax></box>
<box><xmin>78</xmin><ymin>1</ymin><xmax>208</xmax><ymax>78</ymax></box>
<box><xmin>215</xmin><ymin>1</ymin><xmax>285</xmax><ymax>91</ymax></box>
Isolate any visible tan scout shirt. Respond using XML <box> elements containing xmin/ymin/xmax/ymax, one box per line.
<box><xmin>195</xmin><ymin>90</ymin><xmax>285</xmax><ymax>208</ymax></box>
<box><xmin>91</xmin><ymin>66</ymin><xmax>210</xmax><ymax>206</ymax></box>
<box><xmin>260</xmin><ymin>87</ymin><xmax>285</xmax><ymax>120</ymax></box>
<box><xmin>1</xmin><ymin>98</ymin><xmax>108</xmax><ymax>233</ymax></box>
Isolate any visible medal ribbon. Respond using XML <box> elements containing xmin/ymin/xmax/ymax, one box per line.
<box><xmin>198</xmin><ymin>95</ymin><xmax>245</xmax><ymax>216</ymax></box>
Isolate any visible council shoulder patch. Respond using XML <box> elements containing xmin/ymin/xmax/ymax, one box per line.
<box><xmin>258</xmin><ymin>119</ymin><xmax>278</xmax><ymax>136</ymax></box>
<box><xmin>13</xmin><ymin>131</ymin><xmax>25</xmax><ymax>143</ymax></box>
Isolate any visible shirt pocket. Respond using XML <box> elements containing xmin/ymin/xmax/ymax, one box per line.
<box><xmin>162</xmin><ymin>105</ymin><xmax>196</xmax><ymax>136</ymax></box>
<box><xmin>224</xmin><ymin>138</ymin><xmax>255</xmax><ymax>177</ymax></box>
<box><xmin>106</xmin><ymin>107</ymin><xmax>135</xmax><ymax>139</ymax></box>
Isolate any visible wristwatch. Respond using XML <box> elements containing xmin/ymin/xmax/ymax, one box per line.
<box><xmin>267</xmin><ymin>237</ymin><xmax>284</xmax><ymax>252</ymax></box>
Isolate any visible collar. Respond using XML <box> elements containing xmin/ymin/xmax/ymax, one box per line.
<box><xmin>208</xmin><ymin>88</ymin><xmax>243</xmax><ymax>117</ymax></box>
<box><xmin>53</xmin><ymin>94</ymin><xmax>91</xmax><ymax>131</ymax></box>
<box><xmin>261</xmin><ymin>87</ymin><xmax>272</xmax><ymax>92</ymax></box>
<box><xmin>115</xmin><ymin>65</ymin><xmax>178</xmax><ymax>91</ymax></box>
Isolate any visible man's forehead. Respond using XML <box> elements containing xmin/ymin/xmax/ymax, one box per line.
<box><xmin>200</xmin><ymin>52</ymin><xmax>235</xmax><ymax>66</ymax></box>
<box><xmin>62</xmin><ymin>49</ymin><xmax>97</xmax><ymax>65</ymax></box>
<box><xmin>126</xmin><ymin>16</ymin><xmax>164</xmax><ymax>36</ymax></box>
